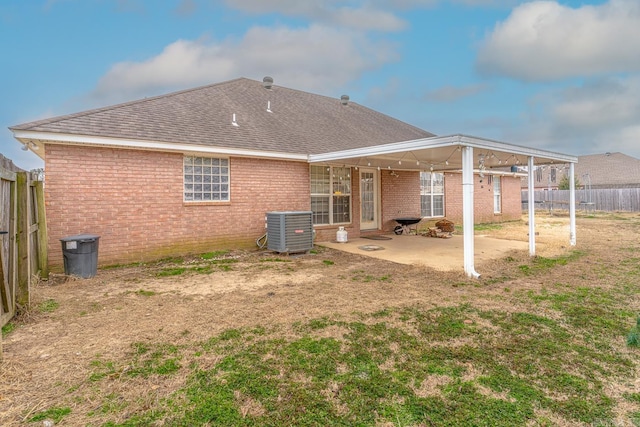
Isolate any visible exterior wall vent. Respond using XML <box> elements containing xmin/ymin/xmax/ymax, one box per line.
<box><xmin>266</xmin><ymin>211</ymin><xmax>313</xmax><ymax>254</ymax></box>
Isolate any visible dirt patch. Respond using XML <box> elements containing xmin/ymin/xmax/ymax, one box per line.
<box><xmin>1</xmin><ymin>212</ymin><xmax>639</xmax><ymax>425</ymax></box>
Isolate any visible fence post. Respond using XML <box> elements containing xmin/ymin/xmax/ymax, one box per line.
<box><xmin>16</xmin><ymin>172</ymin><xmax>29</xmax><ymax>309</ymax></box>
<box><xmin>34</xmin><ymin>179</ymin><xmax>48</xmax><ymax>279</ymax></box>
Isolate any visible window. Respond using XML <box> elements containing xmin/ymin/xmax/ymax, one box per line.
<box><xmin>493</xmin><ymin>176</ymin><xmax>502</xmax><ymax>213</ymax></box>
<box><xmin>310</xmin><ymin>165</ymin><xmax>351</xmax><ymax>225</ymax></box>
<box><xmin>183</xmin><ymin>156</ymin><xmax>229</xmax><ymax>202</ymax></box>
<box><xmin>420</xmin><ymin>172</ymin><xmax>444</xmax><ymax>217</ymax></box>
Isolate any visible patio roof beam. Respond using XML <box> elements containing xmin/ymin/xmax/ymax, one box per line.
<box><xmin>308</xmin><ymin>135</ymin><xmax>461</xmax><ymax>163</ymax></box>
<box><xmin>308</xmin><ymin>134</ymin><xmax>578</xmax><ymax>165</ymax></box>
<box><xmin>456</xmin><ymin>135</ymin><xmax>578</xmax><ymax>164</ymax></box>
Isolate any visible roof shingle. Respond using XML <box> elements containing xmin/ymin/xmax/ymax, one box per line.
<box><xmin>11</xmin><ymin>77</ymin><xmax>434</xmax><ymax>155</ymax></box>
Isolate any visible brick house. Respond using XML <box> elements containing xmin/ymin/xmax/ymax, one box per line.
<box><xmin>522</xmin><ymin>152</ymin><xmax>640</xmax><ymax>190</ymax></box>
<box><xmin>11</xmin><ymin>77</ymin><xmax>577</xmax><ymax>277</ymax></box>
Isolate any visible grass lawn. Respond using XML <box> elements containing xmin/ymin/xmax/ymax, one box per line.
<box><xmin>3</xmin><ymin>213</ymin><xmax>640</xmax><ymax>426</ymax></box>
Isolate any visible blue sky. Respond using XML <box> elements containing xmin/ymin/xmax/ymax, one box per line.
<box><xmin>2</xmin><ymin>0</ymin><xmax>640</xmax><ymax>171</ymax></box>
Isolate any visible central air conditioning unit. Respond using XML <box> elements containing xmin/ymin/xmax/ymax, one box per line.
<box><xmin>266</xmin><ymin>211</ymin><xmax>313</xmax><ymax>254</ymax></box>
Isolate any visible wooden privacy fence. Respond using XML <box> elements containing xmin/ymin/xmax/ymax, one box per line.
<box><xmin>522</xmin><ymin>188</ymin><xmax>640</xmax><ymax>212</ymax></box>
<box><xmin>1</xmin><ymin>155</ymin><xmax>47</xmax><ymax>359</ymax></box>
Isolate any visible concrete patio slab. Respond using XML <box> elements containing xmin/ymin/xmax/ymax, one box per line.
<box><xmin>319</xmin><ymin>234</ymin><xmax>530</xmax><ymax>271</ymax></box>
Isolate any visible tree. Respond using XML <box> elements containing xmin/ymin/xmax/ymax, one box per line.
<box><xmin>558</xmin><ymin>174</ymin><xmax>581</xmax><ymax>190</ymax></box>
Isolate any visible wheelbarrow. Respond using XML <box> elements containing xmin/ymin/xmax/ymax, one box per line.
<box><xmin>393</xmin><ymin>217</ymin><xmax>422</xmax><ymax>235</ymax></box>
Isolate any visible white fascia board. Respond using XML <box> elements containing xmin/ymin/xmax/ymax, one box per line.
<box><xmin>12</xmin><ymin>130</ymin><xmax>308</xmax><ymax>161</ymax></box>
<box><xmin>308</xmin><ymin>134</ymin><xmax>578</xmax><ymax>165</ymax></box>
<box><xmin>456</xmin><ymin>135</ymin><xmax>578</xmax><ymax>163</ymax></box>
<box><xmin>308</xmin><ymin>135</ymin><xmax>460</xmax><ymax>163</ymax></box>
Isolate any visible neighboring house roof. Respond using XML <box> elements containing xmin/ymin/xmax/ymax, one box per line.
<box><xmin>521</xmin><ymin>152</ymin><xmax>640</xmax><ymax>189</ymax></box>
<box><xmin>575</xmin><ymin>152</ymin><xmax>640</xmax><ymax>188</ymax></box>
<box><xmin>0</xmin><ymin>153</ymin><xmax>25</xmax><ymax>173</ymax></box>
<box><xmin>10</xmin><ymin>77</ymin><xmax>434</xmax><ymax>158</ymax></box>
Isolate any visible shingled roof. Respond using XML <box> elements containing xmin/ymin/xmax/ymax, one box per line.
<box><xmin>10</xmin><ymin>77</ymin><xmax>434</xmax><ymax>156</ymax></box>
<box><xmin>575</xmin><ymin>152</ymin><xmax>640</xmax><ymax>188</ymax></box>
<box><xmin>521</xmin><ymin>152</ymin><xmax>640</xmax><ymax>189</ymax></box>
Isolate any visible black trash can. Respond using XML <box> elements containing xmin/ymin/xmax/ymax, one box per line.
<box><xmin>60</xmin><ymin>234</ymin><xmax>100</xmax><ymax>278</ymax></box>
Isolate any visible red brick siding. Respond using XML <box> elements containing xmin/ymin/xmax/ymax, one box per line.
<box><xmin>45</xmin><ymin>145</ymin><xmax>522</xmax><ymax>267</ymax></box>
<box><xmin>381</xmin><ymin>170</ymin><xmax>421</xmax><ymax>232</ymax></box>
<box><xmin>500</xmin><ymin>175</ymin><xmax>523</xmax><ymax>221</ymax></box>
<box><xmin>315</xmin><ymin>169</ymin><xmax>423</xmax><ymax>240</ymax></box>
<box><xmin>45</xmin><ymin>145</ymin><xmax>310</xmax><ymax>268</ymax></box>
<box><xmin>312</xmin><ymin>169</ymin><xmax>522</xmax><ymax>242</ymax></box>
<box><xmin>443</xmin><ymin>173</ymin><xmax>521</xmax><ymax>224</ymax></box>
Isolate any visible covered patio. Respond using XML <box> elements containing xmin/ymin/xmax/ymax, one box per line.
<box><xmin>320</xmin><ymin>233</ymin><xmax>530</xmax><ymax>271</ymax></box>
<box><xmin>309</xmin><ymin>134</ymin><xmax>578</xmax><ymax>278</ymax></box>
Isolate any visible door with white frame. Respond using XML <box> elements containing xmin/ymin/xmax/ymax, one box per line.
<box><xmin>359</xmin><ymin>169</ymin><xmax>379</xmax><ymax>230</ymax></box>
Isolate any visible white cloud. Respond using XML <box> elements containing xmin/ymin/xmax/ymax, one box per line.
<box><xmin>607</xmin><ymin>125</ymin><xmax>640</xmax><ymax>158</ymax></box>
<box><xmin>477</xmin><ymin>0</ymin><xmax>640</xmax><ymax>81</ymax></box>
<box><xmin>505</xmin><ymin>76</ymin><xmax>640</xmax><ymax>159</ymax></box>
<box><xmin>330</xmin><ymin>6</ymin><xmax>407</xmax><ymax>31</ymax></box>
<box><xmin>224</xmin><ymin>0</ymin><xmax>406</xmax><ymax>31</ymax></box>
<box><xmin>550</xmin><ymin>77</ymin><xmax>640</xmax><ymax>130</ymax></box>
<box><xmin>91</xmin><ymin>25</ymin><xmax>398</xmax><ymax>103</ymax></box>
<box><xmin>223</xmin><ymin>0</ymin><xmax>524</xmax><ymax>31</ymax></box>
<box><xmin>369</xmin><ymin>0</ymin><xmax>522</xmax><ymax>7</ymax></box>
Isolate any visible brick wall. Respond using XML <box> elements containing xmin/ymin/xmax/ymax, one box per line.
<box><xmin>443</xmin><ymin>172</ymin><xmax>521</xmax><ymax>224</ymax></box>
<box><xmin>313</xmin><ymin>169</ymin><xmax>522</xmax><ymax>242</ymax></box>
<box><xmin>380</xmin><ymin>170</ymin><xmax>421</xmax><ymax>232</ymax></box>
<box><xmin>314</xmin><ymin>169</ymin><xmax>423</xmax><ymax>240</ymax></box>
<box><xmin>501</xmin><ymin>175</ymin><xmax>523</xmax><ymax>221</ymax></box>
<box><xmin>45</xmin><ymin>145</ymin><xmax>310</xmax><ymax>268</ymax></box>
<box><xmin>45</xmin><ymin>145</ymin><xmax>523</xmax><ymax>268</ymax></box>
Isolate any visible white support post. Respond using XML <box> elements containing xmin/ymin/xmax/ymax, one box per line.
<box><xmin>569</xmin><ymin>162</ymin><xmax>577</xmax><ymax>246</ymax></box>
<box><xmin>527</xmin><ymin>156</ymin><xmax>536</xmax><ymax>256</ymax></box>
<box><xmin>462</xmin><ymin>146</ymin><xmax>480</xmax><ymax>278</ymax></box>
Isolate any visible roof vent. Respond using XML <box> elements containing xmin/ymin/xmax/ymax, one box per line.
<box><xmin>263</xmin><ymin>76</ymin><xmax>274</xmax><ymax>89</ymax></box>
<box><xmin>340</xmin><ymin>95</ymin><xmax>349</xmax><ymax>105</ymax></box>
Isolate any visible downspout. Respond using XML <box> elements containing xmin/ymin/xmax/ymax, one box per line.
<box><xmin>569</xmin><ymin>162</ymin><xmax>577</xmax><ymax>246</ymax></box>
<box><xmin>462</xmin><ymin>145</ymin><xmax>481</xmax><ymax>278</ymax></box>
<box><xmin>527</xmin><ymin>156</ymin><xmax>536</xmax><ymax>256</ymax></box>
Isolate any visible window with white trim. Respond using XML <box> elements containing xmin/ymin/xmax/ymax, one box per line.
<box><xmin>493</xmin><ymin>175</ymin><xmax>502</xmax><ymax>213</ymax></box>
<box><xmin>420</xmin><ymin>172</ymin><xmax>444</xmax><ymax>217</ymax></box>
<box><xmin>183</xmin><ymin>156</ymin><xmax>229</xmax><ymax>202</ymax></box>
<box><xmin>310</xmin><ymin>165</ymin><xmax>351</xmax><ymax>225</ymax></box>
